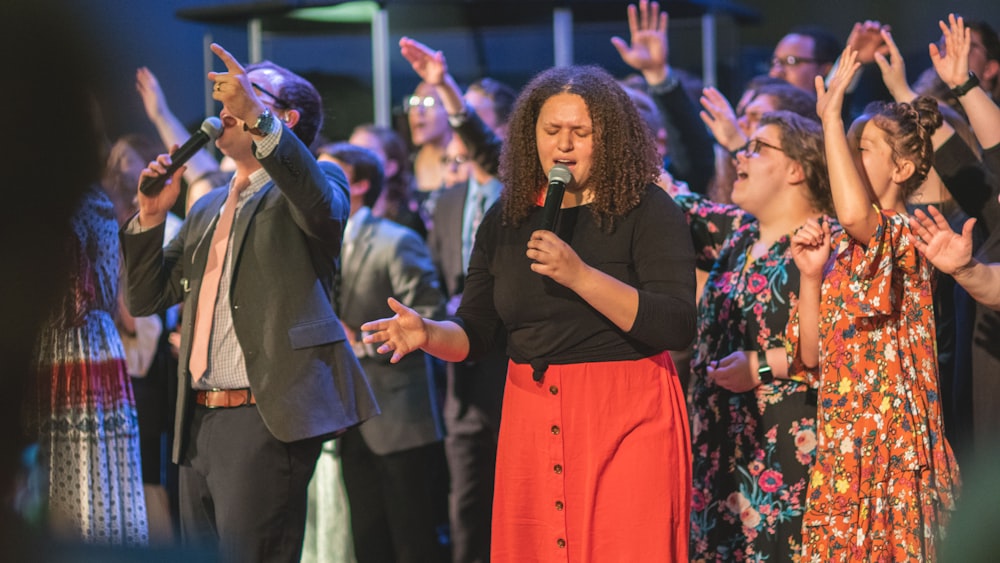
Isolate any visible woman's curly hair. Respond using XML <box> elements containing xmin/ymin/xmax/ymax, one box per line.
<box><xmin>855</xmin><ymin>96</ymin><xmax>943</xmax><ymax>197</ymax></box>
<box><xmin>498</xmin><ymin>65</ymin><xmax>661</xmax><ymax>233</ymax></box>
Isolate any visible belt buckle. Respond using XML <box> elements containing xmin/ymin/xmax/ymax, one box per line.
<box><xmin>204</xmin><ymin>388</ymin><xmax>234</xmax><ymax>409</ymax></box>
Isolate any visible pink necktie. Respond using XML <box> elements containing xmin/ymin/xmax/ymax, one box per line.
<box><xmin>188</xmin><ymin>185</ymin><xmax>242</xmax><ymax>381</ymax></box>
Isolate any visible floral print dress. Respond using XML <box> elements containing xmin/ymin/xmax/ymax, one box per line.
<box><xmin>677</xmin><ymin>194</ymin><xmax>819</xmax><ymax>562</ymax></box>
<box><xmin>795</xmin><ymin>210</ymin><xmax>960</xmax><ymax>562</ymax></box>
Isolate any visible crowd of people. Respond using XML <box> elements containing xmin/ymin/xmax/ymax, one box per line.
<box><xmin>9</xmin><ymin>1</ymin><xmax>1000</xmax><ymax>562</ymax></box>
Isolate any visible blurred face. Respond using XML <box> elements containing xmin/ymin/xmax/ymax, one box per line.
<box><xmin>732</xmin><ymin>124</ymin><xmax>789</xmax><ymax>215</ymax></box>
<box><xmin>738</xmin><ymin>94</ymin><xmax>778</xmax><ymax>137</ymax></box>
<box><xmin>348</xmin><ymin>129</ymin><xmax>387</xmax><ymax>164</ymax></box>
<box><xmin>769</xmin><ymin>34</ymin><xmax>823</xmax><ymax>91</ymax></box>
<box><xmin>857</xmin><ymin>121</ymin><xmax>899</xmax><ymax>196</ymax></box>
<box><xmin>407</xmin><ymin>82</ymin><xmax>449</xmax><ymax>147</ymax></box>
<box><xmin>464</xmin><ymin>88</ymin><xmax>498</xmax><ymax>131</ymax></box>
<box><xmin>216</xmin><ymin>68</ymin><xmax>288</xmax><ymax>160</ymax></box>
<box><xmin>967</xmin><ymin>30</ymin><xmax>999</xmax><ymax>88</ymax></box>
<box><xmin>442</xmin><ymin>136</ymin><xmax>470</xmax><ymax>187</ymax></box>
<box><xmin>535</xmin><ymin>92</ymin><xmax>594</xmax><ymax>192</ymax></box>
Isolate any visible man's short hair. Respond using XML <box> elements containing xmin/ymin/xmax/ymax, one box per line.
<box><xmin>788</xmin><ymin>25</ymin><xmax>840</xmax><ymax>65</ymax></box>
<box><xmin>320</xmin><ymin>142</ymin><xmax>384</xmax><ymax>208</ymax></box>
<box><xmin>246</xmin><ymin>61</ymin><xmax>324</xmax><ymax>146</ymax></box>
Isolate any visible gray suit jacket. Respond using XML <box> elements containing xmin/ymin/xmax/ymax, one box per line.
<box><xmin>427</xmin><ymin>182</ymin><xmax>507</xmax><ymax>427</ymax></box>
<box><xmin>121</xmin><ymin>125</ymin><xmax>379</xmax><ymax>463</ymax></box>
<box><xmin>339</xmin><ymin>211</ymin><xmax>446</xmax><ymax>455</ymax></box>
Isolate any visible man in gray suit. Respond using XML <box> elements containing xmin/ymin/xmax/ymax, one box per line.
<box><xmin>121</xmin><ymin>45</ymin><xmax>378</xmax><ymax>563</ymax></box>
<box><xmin>324</xmin><ymin>143</ymin><xmax>450</xmax><ymax>563</ymax></box>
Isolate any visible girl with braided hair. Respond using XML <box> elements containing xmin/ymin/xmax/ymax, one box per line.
<box><xmin>790</xmin><ymin>48</ymin><xmax>960</xmax><ymax>561</ymax></box>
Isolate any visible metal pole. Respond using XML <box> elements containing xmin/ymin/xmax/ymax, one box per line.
<box><xmin>248</xmin><ymin>17</ymin><xmax>263</xmax><ymax>63</ymax></box>
<box><xmin>701</xmin><ymin>12</ymin><xmax>716</xmax><ymax>88</ymax></box>
<box><xmin>204</xmin><ymin>32</ymin><xmax>215</xmax><ymax>119</ymax></box>
<box><xmin>553</xmin><ymin>7</ymin><xmax>573</xmax><ymax>67</ymax></box>
<box><xmin>372</xmin><ymin>7</ymin><xmax>390</xmax><ymax>127</ymax></box>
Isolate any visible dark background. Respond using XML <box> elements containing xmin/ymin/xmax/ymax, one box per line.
<box><xmin>73</xmin><ymin>0</ymin><xmax>996</xmax><ymax>145</ymax></box>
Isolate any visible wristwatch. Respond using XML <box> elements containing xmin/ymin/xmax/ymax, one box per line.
<box><xmin>950</xmin><ymin>72</ymin><xmax>980</xmax><ymax>98</ymax></box>
<box><xmin>447</xmin><ymin>106</ymin><xmax>470</xmax><ymax>128</ymax></box>
<box><xmin>244</xmin><ymin>107</ymin><xmax>275</xmax><ymax>136</ymax></box>
<box><xmin>757</xmin><ymin>349</ymin><xmax>774</xmax><ymax>384</ymax></box>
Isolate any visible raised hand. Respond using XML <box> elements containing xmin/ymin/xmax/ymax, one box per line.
<box><xmin>846</xmin><ymin>20</ymin><xmax>890</xmax><ymax>64</ymax></box>
<box><xmin>873</xmin><ymin>29</ymin><xmax>917</xmax><ymax>102</ymax></box>
<box><xmin>699</xmin><ymin>86</ymin><xmax>747</xmax><ymax>151</ymax></box>
<box><xmin>399</xmin><ymin>36</ymin><xmax>447</xmax><ymax>86</ymax></box>
<box><xmin>911</xmin><ymin>206</ymin><xmax>976</xmax><ymax>274</ymax></box>
<box><xmin>136</xmin><ymin>67</ymin><xmax>170</xmax><ymax>121</ymax></box>
<box><xmin>136</xmin><ymin>151</ymin><xmax>185</xmax><ymax>227</ymax></box>
<box><xmin>815</xmin><ymin>47</ymin><xmax>860</xmax><ymax>124</ymax></box>
<box><xmin>207</xmin><ymin>43</ymin><xmax>265</xmax><ymax>127</ymax></box>
<box><xmin>610</xmin><ymin>0</ymin><xmax>669</xmax><ymax>84</ymax></box>
<box><xmin>929</xmin><ymin>13</ymin><xmax>971</xmax><ymax>89</ymax></box>
<box><xmin>361</xmin><ymin>297</ymin><xmax>429</xmax><ymax>363</ymax></box>
<box><xmin>790</xmin><ymin>218</ymin><xmax>832</xmax><ymax>281</ymax></box>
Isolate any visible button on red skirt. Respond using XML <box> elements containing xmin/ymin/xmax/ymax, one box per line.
<box><xmin>491</xmin><ymin>352</ymin><xmax>691</xmax><ymax>562</ymax></box>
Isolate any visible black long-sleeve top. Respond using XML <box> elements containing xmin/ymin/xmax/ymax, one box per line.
<box><xmin>649</xmin><ymin>78</ymin><xmax>716</xmax><ymax>195</ymax></box>
<box><xmin>935</xmin><ymin>137</ymin><xmax>1000</xmax><ymax>261</ymax></box>
<box><xmin>455</xmin><ymin>185</ymin><xmax>697</xmax><ymax>368</ymax></box>
<box><xmin>451</xmin><ymin>106</ymin><xmax>503</xmax><ymax>177</ymax></box>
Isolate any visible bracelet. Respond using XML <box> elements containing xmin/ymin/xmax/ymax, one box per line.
<box><xmin>950</xmin><ymin>72</ymin><xmax>980</xmax><ymax>98</ymax></box>
<box><xmin>757</xmin><ymin>349</ymin><xmax>774</xmax><ymax>384</ymax></box>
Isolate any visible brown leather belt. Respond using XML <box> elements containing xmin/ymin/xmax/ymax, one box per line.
<box><xmin>195</xmin><ymin>388</ymin><xmax>256</xmax><ymax>408</ymax></box>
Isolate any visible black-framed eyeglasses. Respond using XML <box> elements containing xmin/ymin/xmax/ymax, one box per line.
<box><xmin>252</xmin><ymin>82</ymin><xmax>292</xmax><ymax>110</ymax></box>
<box><xmin>735</xmin><ymin>138</ymin><xmax>784</xmax><ymax>158</ymax></box>
<box><xmin>770</xmin><ymin>54</ymin><xmax>818</xmax><ymax>68</ymax></box>
<box><xmin>404</xmin><ymin>95</ymin><xmax>437</xmax><ymax>112</ymax></box>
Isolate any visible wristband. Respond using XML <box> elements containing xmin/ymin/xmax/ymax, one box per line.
<box><xmin>950</xmin><ymin>72</ymin><xmax>980</xmax><ymax>98</ymax></box>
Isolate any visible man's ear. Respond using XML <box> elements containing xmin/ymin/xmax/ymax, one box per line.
<box><xmin>891</xmin><ymin>158</ymin><xmax>916</xmax><ymax>185</ymax></box>
<box><xmin>282</xmin><ymin>109</ymin><xmax>300</xmax><ymax>128</ymax></box>
<box><xmin>349</xmin><ymin>178</ymin><xmax>370</xmax><ymax>198</ymax></box>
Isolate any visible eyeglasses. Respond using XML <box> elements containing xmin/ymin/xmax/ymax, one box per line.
<box><xmin>404</xmin><ymin>95</ymin><xmax>437</xmax><ymax>112</ymax></box>
<box><xmin>441</xmin><ymin>154</ymin><xmax>468</xmax><ymax>167</ymax></box>
<box><xmin>252</xmin><ymin>82</ymin><xmax>292</xmax><ymax>110</ymax></box>
<box><xmin>735</xmin><ymin>138</ymin><xmax>784</xmax><ymax>158</ymax></box>
<box><xmin>770</xmin><ymin>54</ymin><xmax>818</xmax><ymax>68</ymax></box>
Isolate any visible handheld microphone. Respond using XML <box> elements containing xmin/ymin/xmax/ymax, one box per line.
<box><xmin>139</xmin><ymin>117</ymin><xmax>223</xmax><ymax>196</ymax></box>
<box><xmin>539</xmin><ymin>164</ymin><xmax>572</xmax><ymax>232</ymax></box>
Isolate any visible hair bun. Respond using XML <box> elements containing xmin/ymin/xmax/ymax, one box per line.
<box><xmin>911</xmin><ymin>96</ymin><xmax>943</xmax><ymax>135</ymax></box>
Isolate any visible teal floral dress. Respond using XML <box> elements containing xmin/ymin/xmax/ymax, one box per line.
<box><xmin>677</xmin><ymin>194</ymin><xmax>818</xmax><ymax>562</ymax></box>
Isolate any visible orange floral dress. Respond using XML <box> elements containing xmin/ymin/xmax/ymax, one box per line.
<box><xmin>795</xmin><ymin>211</ymin><xmax>960</xmax><ymax>562</ymax></box>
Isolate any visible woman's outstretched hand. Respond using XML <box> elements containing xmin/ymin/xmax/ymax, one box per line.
<box><xmin>361</xmin><ymin>297</ymin><xmax>428</xmax><ymax>363</ymax></box>
<box><xmin>911</xmin><ymin>206</ymin><xmax>976</xmax><ymax>275</ymax></box>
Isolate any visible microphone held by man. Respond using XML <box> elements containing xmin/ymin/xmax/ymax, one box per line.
<box><xmin>138</xmin><ymin>117</ymin><xmax>223</xmax><ymax>196</ymax></box>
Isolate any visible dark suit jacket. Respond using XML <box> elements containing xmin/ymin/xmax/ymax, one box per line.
<box><xmin>427</xmin><ymin>182</ymin><xmax>507</xmax><ymax>426</ymax></box>
<box><xmin>121</xmin><ymin>125</ymin><xmax>379</xmax><ymax>463</ymax></box>
<box><xmin>339</xmin><ymin>211</ymin><xmax>446</xmax><ymax>455</ymax></box>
